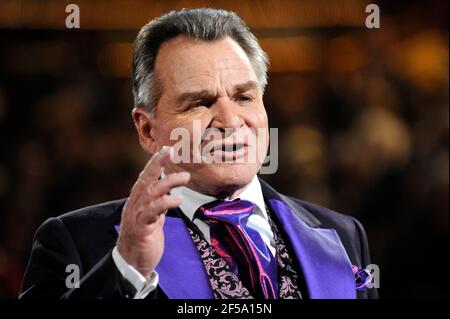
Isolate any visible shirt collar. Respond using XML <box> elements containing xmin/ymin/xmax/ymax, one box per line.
<box><xmin>170</xmin><ymin>175</ymin><xmax>267</xmax><ymax>222</ymax></box>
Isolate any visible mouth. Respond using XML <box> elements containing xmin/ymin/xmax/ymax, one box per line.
<box><xmin>205</xmin><ymin>142</ymin><xmax>249</xmax><ymax>160</ymax></box>
<box><xmin>221</xmin><ymin>142</ymin><xmax>246</xmax><ymax>152</ymax></box>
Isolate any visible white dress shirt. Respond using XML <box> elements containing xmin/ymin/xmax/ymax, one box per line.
<box><xmin>170</xmin><ymin>175</ymin><xmax>276</xmax><ymax>256</ymax></box>
<box><xmin>112</xmin><ymin>246</ymin><xmax>159</xmax><ymax>299</ymax></box>
<box><xmin>112</xmin><ymin>174</ymin><xmax>275</xmax><ymax>298</ymax></box>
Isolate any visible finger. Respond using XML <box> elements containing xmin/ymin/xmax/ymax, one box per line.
<box><xmin>137</xmin><ymin>194</ymin><xmax>183</xmax><ymax>224</ymax></box>
<box><xmin>132</xmin><ymin>171</ymin><xmax>189</xmax><ymax>208</ymax></box>
<box><xmin>146</xmin><ymin>171</ymin><xmax>190</xmax><ymax>199</ymax></box>
<box><xmin>138</xmin><ymin>146</ymin><xmax>173</xmax><ymax>184</ymax></box>
<box><xmin>126</xmin><ymin>171</ymin><xmax>189</xmax><ymax>222</ymax></box>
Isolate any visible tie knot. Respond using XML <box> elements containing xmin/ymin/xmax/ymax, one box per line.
<box><xmin>195</xmin><ymin>199</ymin><xmax>255</xmax><ymax>225</ymax></box>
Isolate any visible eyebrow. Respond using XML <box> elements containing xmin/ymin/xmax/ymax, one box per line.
<box><xmin>176</xmin><ymin>80</ymin><xmax>259</xmax><ymax>105</ymax></box>
<box><xmin>233</xmin><ymin>80</ymin><xmax>259</xmax><ymax>94</ymax></box>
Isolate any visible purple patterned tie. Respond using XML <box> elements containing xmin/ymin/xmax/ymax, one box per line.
<box><xmin>195</xmin><ymin>199</ymin><xmax>278</xmax><ymax>299</ymax></box>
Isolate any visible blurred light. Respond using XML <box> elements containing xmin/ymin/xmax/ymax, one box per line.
<box><xmin>261</xmin><ymin>36</ymin><xmax>321</xmax><ymax>72</ymax></box>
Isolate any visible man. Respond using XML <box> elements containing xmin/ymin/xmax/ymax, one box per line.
<box><xmin>20</xmin><ymin>8</ymin><xmax>377</xmax><ymax>299</ymax></box>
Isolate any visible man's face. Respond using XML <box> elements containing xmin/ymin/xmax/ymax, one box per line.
<box><xmin>139</xmin><ymin>36</ymin><xmax>269</xmax><ymax>197</ymax></box>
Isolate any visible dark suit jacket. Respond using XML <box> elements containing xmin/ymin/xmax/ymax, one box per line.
<box><xmin>19</xmin><ymin>179</ymin><xmax>378</xmax><ymax>299</ymax></box>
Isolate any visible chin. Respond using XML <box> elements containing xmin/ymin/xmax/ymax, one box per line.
<box><xmin>191</xmin><ymin>162</ymin><xmax>259</xmax><ymax>197</ymax></box>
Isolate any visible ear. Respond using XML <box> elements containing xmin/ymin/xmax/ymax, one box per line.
<box><xmin>131</xmin><ymin>107</ymin><xmax>159</xmax><ymax>155</ymax></box>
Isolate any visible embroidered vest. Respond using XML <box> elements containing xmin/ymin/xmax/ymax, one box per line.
<box><xmin>182</xmin><ymin>204</ymin><xmax>304</xmax><ymax>299</ymax></box>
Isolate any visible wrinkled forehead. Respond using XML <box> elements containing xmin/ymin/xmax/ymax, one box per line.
<box><xmin>155</xmin><ymin>36</ymin><xmax>258</xmax><ymax>94</ymax></box>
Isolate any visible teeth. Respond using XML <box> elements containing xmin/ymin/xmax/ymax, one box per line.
<box><xmin>230</xmin><ymin>144</ymin><xmax>244</xmax><ymax>152</ymax></box>
<box><xmin>217</xmin><ymin>144</ymin><xmax>245</xmax><ymax>152</ymax></box>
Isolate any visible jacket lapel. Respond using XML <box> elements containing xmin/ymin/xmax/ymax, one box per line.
<box><xmin>260</xmin><ymin>179</ymin><xmax>356</xmax><ymax>299</ymax></box>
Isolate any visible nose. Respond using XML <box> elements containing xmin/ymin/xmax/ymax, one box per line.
<box><xmin>210</xmin><ymin>98</ymin><xmax>243</xmax><ymax>131</ymax></box>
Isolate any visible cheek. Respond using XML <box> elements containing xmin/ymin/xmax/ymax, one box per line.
<box><xmin>258</xmin><ymin>110</ymin><xmax>269</xmax><ymax>127</ymax></box>
<box><xmin>189</xmin><ymin>109</ymin><xmax>213</xmax><ymax>129</ymax></box>
<box><xmin>250</xmin><ymin>109</ymin><xmax>269</xmax><ymax>149</ymax></box>
<box><xmin>246</xmin><ymin>107</ymin><xmax>268</xmax><ymax>129</ymax></box>
<box><xmin>157</xmin><ymin>113</ymin><xmax>212</xmax><ymax>147</ymax></box>
<box><xmin>153</xmin><ymin>118</ymin><xmax>185</xmax><ymax>146</ymax></box>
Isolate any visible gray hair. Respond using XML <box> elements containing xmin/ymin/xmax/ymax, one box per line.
<box><xmin>131</xmin><ymin>8</ymin><xmax>269</xmax><ymax>114</ymax></box>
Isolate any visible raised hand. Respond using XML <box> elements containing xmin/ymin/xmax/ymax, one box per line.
<box><xmin>116</xmin><ymin>146</ymin><xmax>190</xmax><ymax>277</ymax></box>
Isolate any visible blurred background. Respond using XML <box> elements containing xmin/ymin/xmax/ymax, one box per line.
<box><xmin>0</xmin><ymin>0</ymin><xmax>448</xmax><ymax>298</ymax></box>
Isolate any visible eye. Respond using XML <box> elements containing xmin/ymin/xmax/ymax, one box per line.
<box><xmin>235</xmin><ymin>94</ymin><xmax>254</xmax><ymax>104</ymax></box>
<box><xmin>187</xmin><ymin>100</ymin><xmax>214</xmax><ymax>111</ymax></box>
